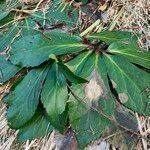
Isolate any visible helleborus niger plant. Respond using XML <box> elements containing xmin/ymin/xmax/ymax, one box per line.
<box><xmin>0</xmin><ymin>0</ymin><xmax>150</xmax><ymax>149</ymax></box>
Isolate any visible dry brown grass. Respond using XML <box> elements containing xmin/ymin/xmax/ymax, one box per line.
<box><xmin>107</xmin><ymin>0</ymin><xmax>150</xmax><ymax>51</ymax></box>
<box><xmin>0</xmin><ymin>0</ymin><xmax>149</xmax><ymax>149</ymax></box>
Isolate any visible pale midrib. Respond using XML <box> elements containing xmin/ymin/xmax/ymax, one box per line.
<box><xmin>74</xmin><ymin>51</ymin><xmax>92</xmax><ymax>70</ymax></box>
<box><xmin>106</xmin><ymin>55</ymin><xmax>142</xmax><ymax>92</ymax></box>
<box><xmin>110</xmin><ymin>50</ymin><xmax>149</xmax><ymax>61</ymax></box>
<box><xmin>106</xmin><ymin>55</ymin><xmax>144</xmax><ymax>111</ymax></box>
<box><xmin>89</xmin><ymin>35</ymin><xmax>127</xmax><ymax>42</ymax></box>
<box><xmin>13</xmin><ymin>44</ymin><xmax>86</xmax><ymax>54</ymax></box>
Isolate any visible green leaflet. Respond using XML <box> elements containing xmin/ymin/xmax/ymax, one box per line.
<box><xmin>0</xmin><ymin>11</ymin><xmax>9</xmax><ymax>21</ymax></box>
<box><xmin>108</xmin><ymin>42</ymin><xmax>150</xmax><ymax>69</ymax></box>
<box><xmin>67</xmin><ymin>51</ymin><xmax>95</xmax><ymax>78</ymax></box>
<box><xmin>10</xmin><ymin>32</ymin><xmax>87</xmax><ymax>67</ymax></box>
<box><xmin>18</xmin><ymin>107</ymin><xmax>53</xmax><ymax>142</ymax></box>
<box><xmin>0</xmin><ymin>25</ymin><xmax>20</xmax><ymax>51</ymax></box>
<box><xmin>0</xmin><ymin>12</ymin><xmax>15</xmax><ymax>27</ymax></box>
<box><xmin>0</xmin><ymin>17</ymin><xmax>39</xmax><ymax>51</ymax></box>
<box><xmin>32</xmin><ymin>2</ymin><xmax>79</xmax><ymax>28</ymax></box>
<box><xmin>41</xmin><ymin>62</ymin><xmax>68</xmax><ymax>131</ymax></box>
<box><xmin>6</xmin><ymin>64</ymin><xmax>51</xmax><ymax>128</ymax></box>
<box><xmin>0</xmin><ymin>55</ymin><xmax>21</xmax><ymax>84</ymax></box>
<box><xmin>0</xmin><ymin>19</ymin><xmax>39</xmax><ymax>84</ymax></box>
<box><xmin>103</xmin><ymin>54</ymin><xmax>150</xmax><ymax>116</ymax></box>
<box><xmin>69</xmin><ymin>92</ymin><xmax>110</xmax><ymax>148</ymax></box>
<box><xmin>68</xmin><ymin>53</ymin><xmax>115</xmax><ymax>148</ymax></box>
<box><xmin>58</xmin><ymin>62</ymin><xmax>88</xmax><ymax>83</ymax></box>
<box><xmin>0</xmin><ymin>0</ymin><xmax>10</xmax><ymax>21</ymax></box>
<box><xmin>88</xmin><ymin>31</ymin><xmax>138</xmax><ymax>44</ymax></box>
<box><xmin>17</xmin><ymin>17</ymin><xmax>40</xmax><ymax>37</ymax></box>
<box><xmin>0</xmin><ymin>0</ymin><xmax>21</xmax><ymax>25</ymax></box>
<box><xmin>0</xmin><ymin>26</ymin><xmax>21</xmax><ymax>84</ymax></box>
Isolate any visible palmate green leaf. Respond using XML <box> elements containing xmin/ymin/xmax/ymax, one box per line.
<box><xmin>10</xmin><ymin>32</ymin><xmax>87</xmax><ymax>67</ymax></box>
<box><xmin>103</xmin><ymin>54</ymin><xmax>150</xmax><ymax>116</ymax></box>
<box><xmin>58</xmin><ymin>62</ymin><xmax>88</xmax><ymax>83</ymax></box>
<box><xmin>68</xmin><ymin>53</ymin><xmax>115</xmax><ymax>148</ymax></box>
<box><xmin>5</xmin><ymin>64</ymin><xmax>51</xmax><ymax>128</ymax></box>
<box><xmin>41</xmin><ymin>62</ymin><xmax>68</xmax><ymax>131</ymax></box>
<box><xmin>18</xmin><ymin>107</ymin><xmax>53</xmax><ymax>142</ymax></box>
<box><xmin>88</xmin><ymin>31</ymin><xmax>138</xmax><ymax>44</ymax></box>
<box><xmin>108</xmin><ymin>42</ymin><xmax>150</xmax><ymax>69</ymax></box>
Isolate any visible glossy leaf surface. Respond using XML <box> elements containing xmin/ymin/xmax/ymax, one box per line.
<box><xmin>6</xmin><ymin>65</ymin><xmax>50</xmax><ymax>128</ymax></box>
